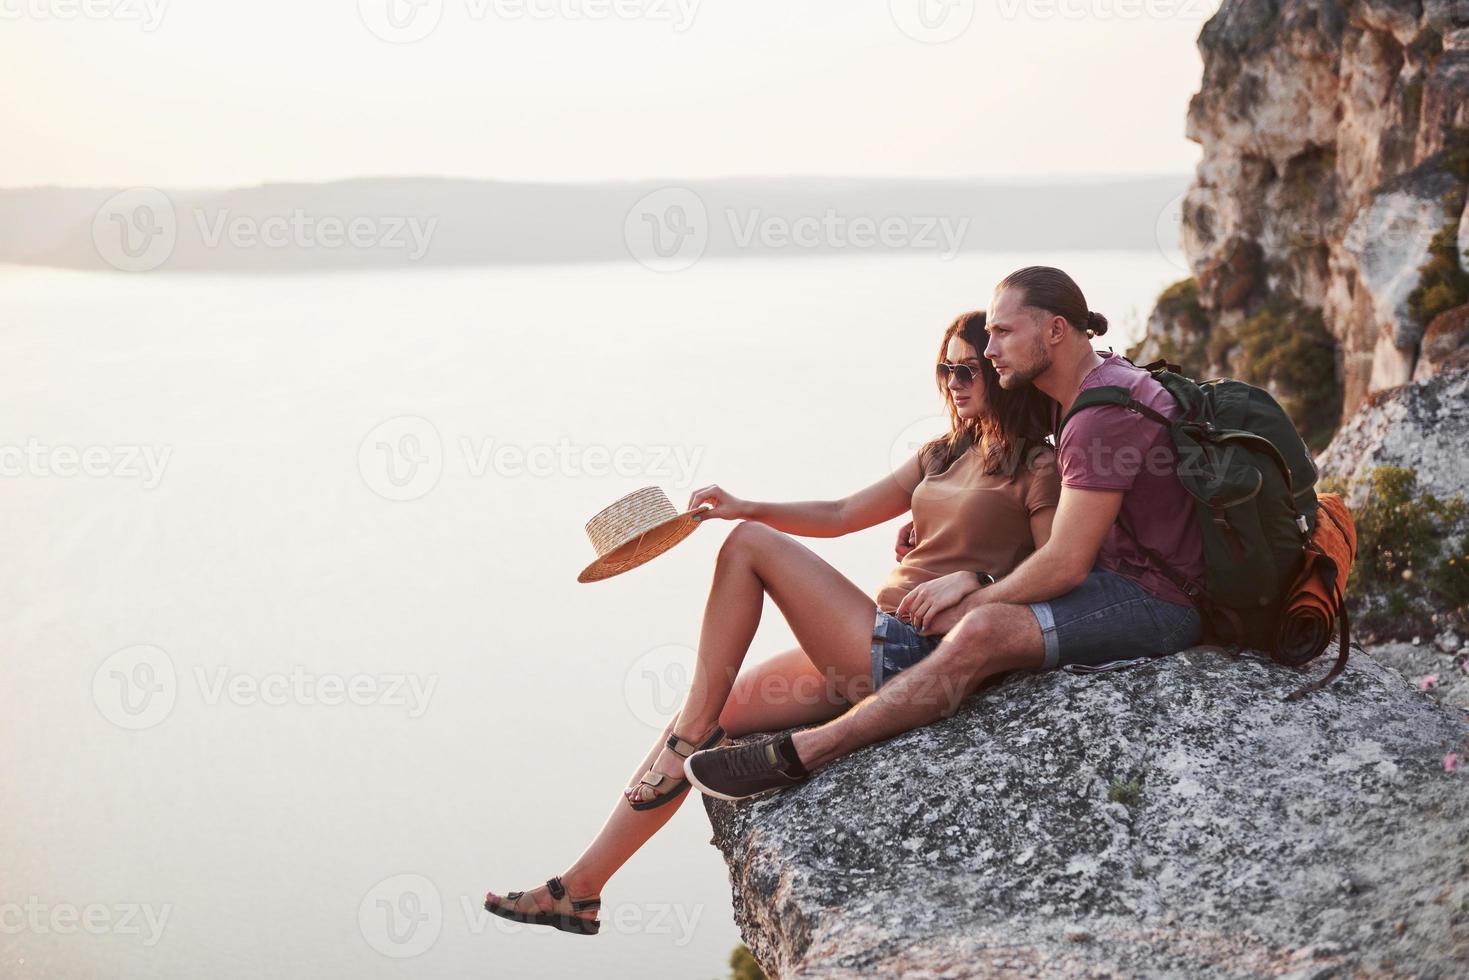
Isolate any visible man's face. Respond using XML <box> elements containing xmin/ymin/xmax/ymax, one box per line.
<box><xmin>983</xmin><ymin>286</ymin><xmax>1051</xmax><ymax>389</ymax></box>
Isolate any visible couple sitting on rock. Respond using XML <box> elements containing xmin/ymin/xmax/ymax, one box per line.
<box><xmin>485</xmin><ymin>264</ymin><xmax>1207</xmax><ymax>935</ymax></box>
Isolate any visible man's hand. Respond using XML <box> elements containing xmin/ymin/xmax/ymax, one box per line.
<box><xmin>925</xmin><ymin>606</ymin><xmax>962</xmax><ymax>636</ymax></box>
<box><xmin>895</xmin><ymin>521</ymin><xmax>917</xmax><ymax>561</ymax></box>
<box><xmin>925</xmin><ymin>580</ymin><xmax>994</xmax><ymax>634</ymax></box>
<box><xmin>964</xmin><ymin>486</ymin><xmax>1125</xmax><ymax>609</ymax></box>
<box><xmin>896</xmin><ymin>571</ymin><xmax>982</xmax><ymax>633</ymax></box>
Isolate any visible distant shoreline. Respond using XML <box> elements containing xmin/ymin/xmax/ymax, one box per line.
<box><xmin>1</xmin><ymin>174</ymin><xmax>1188</xmax><ymax>273</ymax></box>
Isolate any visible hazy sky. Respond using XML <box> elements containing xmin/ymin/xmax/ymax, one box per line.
<box><xmin>1</xmin><ymin>0</ymin><xmax>1217</xmax><ymax>188</ymax></box>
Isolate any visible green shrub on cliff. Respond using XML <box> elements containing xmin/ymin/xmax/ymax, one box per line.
<box><xmin>1408</xmin><ymin>129</ymin><xmax>1469</xmax><ymax>327</ymax></box>
<box><xmin>1234</xmin><ymin>300</ymin><xmax>1343</xmax><ymax>452</ymax></box>
<box><xmin>729</xmin><ymin>944</ymin><xmax>768</xmax><ymax>980</ymax></box>
<box><xmin>1407</xmin><ymin>220</ymin><xmax>1469</xmax><ymax>327</ymax></box>
<box><xmin>1128</xmin><ymin>277</ymin><xmax>1209</xmax><ymax>374</ymax></box>
<box><xmin>1134</xmin><ymin>280</ymin><xmax>1343</xmax><ymax>450</ymax></box>
<box><xmin>1320</xmin><ymin>465</ymin><xmax>1468</xmax><ymax>637</ymax></box>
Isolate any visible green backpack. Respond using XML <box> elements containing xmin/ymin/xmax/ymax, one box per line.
<box><xmin>1057</xmin><ymin>356</ymin><xmax>1348</xmax><ymax>698</ymax></box>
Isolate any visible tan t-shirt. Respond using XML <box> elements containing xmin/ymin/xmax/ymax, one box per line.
<box><xmin>873</xmin><ymin>440</ymin><xmax>1061</xmax><ymax>615</ymax></box>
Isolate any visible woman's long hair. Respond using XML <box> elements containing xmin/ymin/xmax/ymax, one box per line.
<box><xmin>919</xmin><ymin>310</ymin><xmax>1054</xmax><ymax>478</ymax></box>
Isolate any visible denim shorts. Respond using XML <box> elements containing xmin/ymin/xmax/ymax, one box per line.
<box><xmin>870</xmin><ymin>608</ymin><xmax>945</xmax><ymax>690</ymax></box>
<box><xmin>1028</xmin><ymin>568</ymin><xmax>1202</xmax><ymax>672</ymax></box>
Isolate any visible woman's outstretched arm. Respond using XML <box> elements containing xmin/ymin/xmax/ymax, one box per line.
<box><xmin>687</xmin><ymin>452</ymin><xmax>922</xmax><ymax>538</ymax></box>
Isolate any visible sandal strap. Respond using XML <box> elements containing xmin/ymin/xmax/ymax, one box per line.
<box><xmin>666</xmin><ymin>725</ymin><xmax>725</xmax><ymax>757</ymax></box>
<box><xmin>548</xmin><ymin>876</ymin><xmax>599</xmax><ymax>912</ymax></box>
<box><xmin>665</xmin><ymin>733</ymin><xmax>700</xmax><ymax>756</ymax></box>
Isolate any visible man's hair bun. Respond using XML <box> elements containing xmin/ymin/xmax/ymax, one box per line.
<box><xmin>1085</xmin><ymin>310</ymin><xmax>1109</xmax><ymax>337</ymax></box>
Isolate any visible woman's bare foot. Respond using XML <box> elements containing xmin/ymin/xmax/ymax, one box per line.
<box><xmin>624</xmin><ymin>721</ymin><xmax>722</xmax><ymax>806</ymax></box>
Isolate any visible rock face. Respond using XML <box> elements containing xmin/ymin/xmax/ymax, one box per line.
<box><xmin>1317</xmin><ymin>362</ymin><xmax>1469</xmax><ymax>504</ymax></box>
<box><xmin>1416</xmin><ymin>303</ymin><xmax>1469</xmax><ymax>379</ymax></box>
<box><xmin>1132</xmin><ymin>0</ymin><xmax>1469</xmax><ymax>429</ymax></box>
<box><xmin>704</xmin><ymin>650</ymin><xmax>1469</xmax><ymax>979</ymax></box>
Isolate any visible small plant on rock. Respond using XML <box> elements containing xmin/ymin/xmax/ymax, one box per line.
<box><xmin>1320</xmin><ymin>466</ymin><xmax>1468</xmax><ymax>638</ymax></box>
<box><xmin>1108</xmin><ymin>777</ymin><xmax>1144</xmax><ymax>807</ymax></box>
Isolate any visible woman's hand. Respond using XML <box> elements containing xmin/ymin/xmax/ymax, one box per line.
<box><xmin>686</xmin><ymin>484</ymin><xmax>748</xmax><ymax>522</ymax></box>
<box><xmin>894</xmin><ymin>521</ymin><xmax>917</xmax><ymax>560</ymax></box>
<box><xmin>895</xmin><ymin>571</ymin><xmax>982</xmax><ymax>633</ymax></box>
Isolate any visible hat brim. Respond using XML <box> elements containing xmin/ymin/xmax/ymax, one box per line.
<box><xmin>577</xmin><ymin>507</ymin><xmax>705</xmax><ymax>583</ymax></box>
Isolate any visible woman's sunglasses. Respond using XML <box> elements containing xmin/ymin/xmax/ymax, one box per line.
<box><xmin>936</xmin><ymin>361</ymin><xmax>983</xmax><ymax>386</ymax></box>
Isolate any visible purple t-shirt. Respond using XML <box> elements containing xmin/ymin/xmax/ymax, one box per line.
<box><xmin>1051</xmin><ymin>351</ymin><xmax>1204</xmax><ymax>607</ymax></box>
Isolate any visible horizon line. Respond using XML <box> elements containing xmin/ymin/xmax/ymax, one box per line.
<box><xmin>0</xmin><ymin>171</ymin><xmax>1194</xmax><ymax>194</ymax></box>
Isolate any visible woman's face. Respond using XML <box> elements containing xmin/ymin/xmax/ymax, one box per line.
<box><xmin>943</xmin><ymin>336</ymin><xmax>987</xmax><ymax>420</ymax></box>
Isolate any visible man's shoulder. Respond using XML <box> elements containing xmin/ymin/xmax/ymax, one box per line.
<box><xmin>1083</xmin><ymin>351</ymin><xmax>1144</xmax><ymax>390</ymax></box>
<box><xmin>1084</xmin><ymin>352</ymin><xmax>1180</xmax><ymax>419</ymax></box>
<box><xmin>1059</xmin><ymin>354</ymin><xmax>1176</xmax><ymax>457</ymax></box>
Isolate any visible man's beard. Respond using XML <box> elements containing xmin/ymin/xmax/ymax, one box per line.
<box><xmin>1000</xmin><ymin>337</ymin><xmax>1051</xmax><ymax>388</ymax></box>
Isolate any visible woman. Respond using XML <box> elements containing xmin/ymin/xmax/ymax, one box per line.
<box><xmin>483</xmin><ymin>310</ymin><xmax>1060</xmax><ymax>935</ymax></box>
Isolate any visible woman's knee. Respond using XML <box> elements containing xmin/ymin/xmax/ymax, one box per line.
<box><xmin>719</xmin><ymin>520</ymin><xmax>780</xmax><ymax>561</ymax></box>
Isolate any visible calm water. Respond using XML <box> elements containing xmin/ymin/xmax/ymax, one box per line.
<box><xmin>0</xmin><ymin>252</ymin><xmax>1178</xmax><ymax>979</ymax></box>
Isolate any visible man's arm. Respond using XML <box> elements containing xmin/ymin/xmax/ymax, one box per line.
<box><xmin>925</xmin><ymin>486</ymin><xmax>1124</xmax><ymax>632</ymax></box>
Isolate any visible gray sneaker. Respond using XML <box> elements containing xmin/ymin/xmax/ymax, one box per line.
<box><xmin>685</xmin><ymin>736</ymin><xmax>809</xmax><ymax>801</ymax></box>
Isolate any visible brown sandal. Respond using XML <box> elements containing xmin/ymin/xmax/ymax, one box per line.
<box><xmin>483</xmin><ymin>875</ymin><xmax>601</xmax><ymax>936</ymax></box>
<box><xmin>626</xmin><ymin>725</ymin><xmax>726</xmax><ymax>811</ymax></box>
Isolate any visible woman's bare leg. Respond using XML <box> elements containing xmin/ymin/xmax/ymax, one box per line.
<box><xmin>626</xmin><ymin>521</ymin><xmax>877</xmax><ymax>804</ymax></box>
<box><xmin>487</xmin><ymin>521</ymin><xmax>878</xmax><ymax>914</ymax></box>
<box><xmin>486</xmin><ymin>650</ymin><xmax>848</xmax><ymax>916</ymax></box>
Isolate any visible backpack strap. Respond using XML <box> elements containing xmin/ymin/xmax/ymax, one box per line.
<box><xmin>1059</xmin><ymin>392</ymin><xmax>1209</xmax><ymax>608</ymax></box>
<box><xmin>1136</xmin><ymin>358</ymin><xmax>1183</xmax><ymax>375</ymax></box>
<box><xmin>1058</xmin><ymin>386</ymin><xmax>1173</xmax><ymax>439</ymax></box>
<box><xmin>1283</xmin><ymin>606</ymin><xmax>1352</xmax><ymax>702</ymax></box>
<box><xmin>1114</xmin><ymin>509</ymin><xmax>1207</xmax><ymax>610</ymax></box>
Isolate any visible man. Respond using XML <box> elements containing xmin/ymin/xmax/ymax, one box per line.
<box><xmin>685</xmin><ymin>266</ymin><xmax>1206</xmax><ymax>801</ymax></box>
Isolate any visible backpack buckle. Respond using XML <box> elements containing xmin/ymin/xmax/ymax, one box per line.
<box><xmin>1295</xmin><ymin>514</ymin><xmax>1309</xmax><ymax>536</ymax></box>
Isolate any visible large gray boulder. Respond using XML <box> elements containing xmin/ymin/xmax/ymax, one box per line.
<box><xmin>704</xmin><ymin>649</ymin><xmax>1469</xmax><ymax>978</ymax></box>
<box><xmin>1317</xmin><ymin>363</ymin><xmax>1469</xmax><ymax>503</ymax></box>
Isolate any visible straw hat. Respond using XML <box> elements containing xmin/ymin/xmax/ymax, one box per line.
<box><xmin>578</xmin><ymin>486</ymin><xmax>706</xmax><ymax>583</ymax></box>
